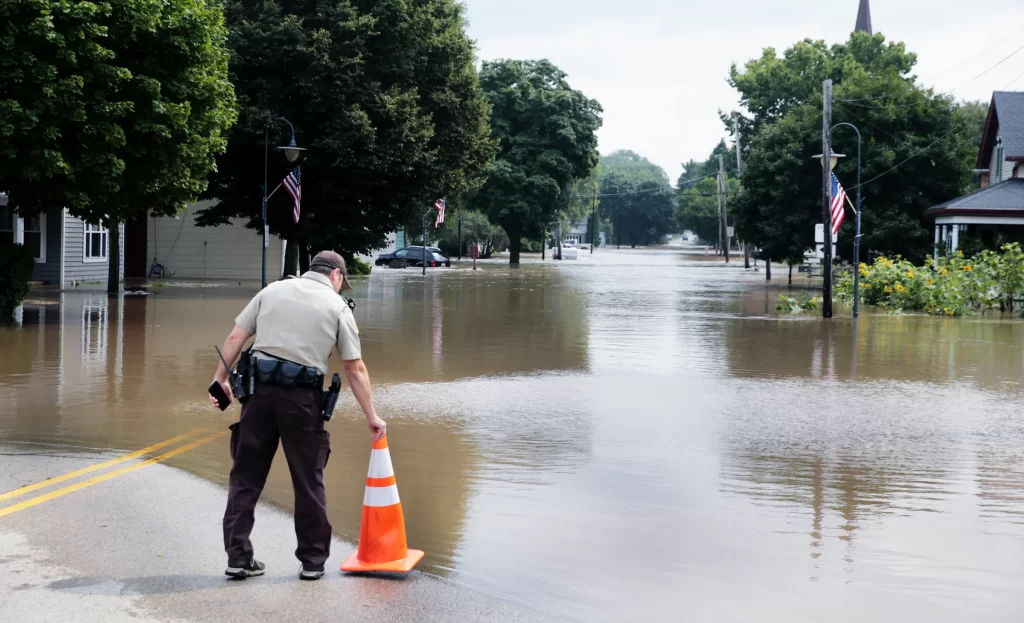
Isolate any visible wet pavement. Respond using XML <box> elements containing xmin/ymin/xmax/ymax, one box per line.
<box><xmin>3</xmin><ymin>249</ymin><xmax>1024</xmax><ymax>620</ymax></box>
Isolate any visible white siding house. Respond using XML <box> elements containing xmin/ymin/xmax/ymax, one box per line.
<box><xmin>144</xmin><ymin>200</ymin><xmax>284</xmax><ymax>282</ymax></box>
<box><xmin>2</xmin><ymin>194</ymin><xmax>124</xmax><ymax>288</ymax></box>
<box><xmin>927</xmin><ymin>91</ymin><xmax>1024</xmax><ymax>255</ymax></box>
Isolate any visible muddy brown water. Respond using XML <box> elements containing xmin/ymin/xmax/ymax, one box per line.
<box><xmin>4</xmin><ymin>250</ymin><xmax>1024</xmax><ymax>620</ymax></box>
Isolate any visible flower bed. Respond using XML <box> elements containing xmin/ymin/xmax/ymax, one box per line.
<box><xmin>835</xmin><ymin>244</ymin><xmax>1024</xmax><ymax>316</ymax></box>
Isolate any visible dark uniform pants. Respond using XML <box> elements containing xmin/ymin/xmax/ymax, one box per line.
<box><xmin>223</xmin><ymin>385</ymin><xmax>332</xmax><ymax>569</ymax></box>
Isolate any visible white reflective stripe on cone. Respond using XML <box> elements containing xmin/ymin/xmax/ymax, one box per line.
<box><xmin>363</xmin><ymin>484</ymin><xmax>401</xmax><ymax>507</ymax></box>
<box><xmin>367</xmin><ymin>448</ymin><xmax>395</xmax><ymax>478</ymax></box>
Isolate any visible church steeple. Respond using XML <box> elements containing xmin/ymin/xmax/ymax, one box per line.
<box><xmin>855</xmin><ymin>0</ymin><xmax>872</xmax><ymax>34</ymax></box>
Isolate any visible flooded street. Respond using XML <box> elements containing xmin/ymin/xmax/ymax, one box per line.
<box><xmin>4</xmin><ymin>250</ymin><xmax>1024</xmax><ymax>620</ymax></box>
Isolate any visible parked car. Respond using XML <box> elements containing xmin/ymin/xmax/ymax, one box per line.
<box><xmin>375</xmin><ymin>246</ymin><xmax>450</xmax><ymax>268</ymax></box>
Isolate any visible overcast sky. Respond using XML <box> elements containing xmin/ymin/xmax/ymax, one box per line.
<box><xmin>461</xmin><ymin>0</ymin><xmax>1024</xmax><ymax>183</ymax></box>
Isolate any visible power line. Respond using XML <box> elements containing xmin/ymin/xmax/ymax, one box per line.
<box><xmin>834</xmin><ymin>39</ymin><xmax>1024</xmax><ymax>109</ymax></box>
<box><xmin>849</xmin><ymin>67</ymin><xmax>1024</xmax><ymax>191</ymax></box>
<box><xmin>918</xmin><ymin>29</ymin><xmax>1023</xmax><ymax>83</ymax></box>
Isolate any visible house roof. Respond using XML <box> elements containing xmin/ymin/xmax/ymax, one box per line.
<box><xmin>977</xmin><ymin>92</ymin><xmax>1024</xmax><ymax>168</ymax></box>
<box><xmin>926</xmin><ymin>178</ymin><xmax>1024</xmax><ymax>218</ymax></box>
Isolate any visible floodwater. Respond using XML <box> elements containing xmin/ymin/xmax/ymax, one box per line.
<box><xmin>4</xmin><ymin>250</ymin><xmax>1024</xmax><ymax>620</ymax></box>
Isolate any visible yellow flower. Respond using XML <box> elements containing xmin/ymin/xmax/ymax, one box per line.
<box><xmin>964</xmin><ymin>265</ymin><xmax>972</xmax><ymax>272</ymax></box>
<box><xmin>927</xmin><ymin>279</ymin><xmax>934</xmax><ymax>285</ymax></box>
<box><xmin>957</xmin><ymin>250</ymin><xmax>963</xmax><ymax>257</ymax></box>
<box><xmin>907</xmin><ymin>271</ymin><xmax>915</xmax><ymax>278</ymax></box>
<box><xmin>884</xmin><ymin>286</ymin><xmax>892</xmax><ymax>293</ymax></box>
<box><xmin>863</xmin><ymin>283</ymin><xmax>872</xmax><ymax>289</ymax></box>
<box><xmin>895</xmin><ymin>283</ymin><xmax>905</xmax><ymax>292</ymax></box>
<box><xmin>940</xmin><ymin>268</ymin><xmax>948</xmax><ymax>276</ymax></box>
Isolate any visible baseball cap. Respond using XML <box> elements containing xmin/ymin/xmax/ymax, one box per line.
<box><xmin>309</xmin><ymin>250</ymin><xmax>352</xmax><ymax>291</ymax></box>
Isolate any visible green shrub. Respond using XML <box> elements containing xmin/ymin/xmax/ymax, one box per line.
<box><xmin>776</xmin><ymin>292</ymin><xmax>820</xmax><ymax>313</ymax></box>
<box><xmin>345</xmin><ymin>256</ymin><xmax>372</xmax><ymax>276</ymax></box>
<box><xmin>835</xmin><ymin>243</ymin><xmax>1024</xmax><ymax>316</ymax></box>
<box><xmin>0</xmin><ymin>244</ymin><xmax>36</xmax><ymax>323</ymax></box>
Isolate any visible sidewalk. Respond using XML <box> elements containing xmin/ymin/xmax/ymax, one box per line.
<box><xmin>0</xmin><ymin>442</ymin><xmax>559</xmax><ymax>622</ymax></box>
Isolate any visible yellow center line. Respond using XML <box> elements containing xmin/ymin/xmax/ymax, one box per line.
<box><xmin>0</xmin><ymin>430</ymin><xmax>227</xmax><ymax>519</ymax></box>
<box><xmin>0</xmin><ymin>427</ymin><xmax>210</xmax><ymax>503</ymax></box>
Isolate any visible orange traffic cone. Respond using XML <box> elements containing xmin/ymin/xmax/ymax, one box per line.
<box><xmin>341</xmin><ymin>435</ymin><xmax>424</xmax><ymax>573</ymax></box>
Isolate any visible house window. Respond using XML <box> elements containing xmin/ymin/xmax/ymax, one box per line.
<box><xmin>24</xmin><ymin>213</ymin><xmax>45</xmax><ymax>262</ymax></box>
<box><xmin>0</xmin><ymin>207</ymin><xmax>12</xmax><ymax>245</ymax></box>
<box><xmin>84</xmin><ymin>222</ymin><xmax>108</xmax><ymax>262</ymax></box>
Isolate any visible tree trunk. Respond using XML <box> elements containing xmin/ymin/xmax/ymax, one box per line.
<box><xmin>107</xmin><ymin>219</ymin><xmax>120</xmax><ymax>293</ymax></box>
<box><xmin>788</xmin><ymin>263</ymin><xmax>793</xmax><ymax>286</ymax></box>
<box><xmin>541</xmin><ymin>237</ymin><xmax>546</xmax><ymax>260</ymax></box>
<box><xmin>284</xmin><ymin>235</ymin><xmax>299</xmax><ymax>276</ymax></box>
<box><xmin>766</xmin><ymin>258</ymin><xmax>772</xmax><ymax>281</ymax></box>
<box><xmin>509</xmin><ymin>236</ymin><xmax>522</xmax><ymax>265</ymax></box>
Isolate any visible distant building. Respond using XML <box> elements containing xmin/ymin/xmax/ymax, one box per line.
<box><xmin>855</xmin><ymin>0</ymin><xmax>872</xmax><ymax>35</ymax></box>
<box><xmin>1</xmin><ymin>195</ymin><xmax>124</xmax><ymax>288</ymax></box>
<box><xmin>926</xmin><ymin>92</ymin><xmax>1024</xmax><ymax>254</ymax></box>
<box><xmin>561</xmin><ymin>217</ymin><xmax>605</xmax><ymax>247</ymax></box>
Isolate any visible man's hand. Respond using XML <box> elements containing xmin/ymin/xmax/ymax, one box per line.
<box><xmin>210</xmin><ymin>325</ymin><xmax>252</xmax><ymax>410</ymax></box>
<box><xmin>209</xmin><ymin>377</ymin><xmax>234</xmax><ymax>409</ymax></box>
<box><xmin>367</xmin><ymin>415</ymin><xmax>386</xmax><ymax>440</ymax></box>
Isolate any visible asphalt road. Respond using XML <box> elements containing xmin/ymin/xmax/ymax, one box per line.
<box><xmin>0</xmin><ymin>441</ymin><xmax>560</xmax><ymax>622</ymax></box>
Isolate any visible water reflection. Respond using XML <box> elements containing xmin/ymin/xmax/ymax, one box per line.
<box><xmin>5</xmin><ymin>253</ymin><xmax>1024</xmax><ymax>620</ymax></box>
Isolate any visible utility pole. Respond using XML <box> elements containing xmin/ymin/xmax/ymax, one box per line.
<box><xmin>717</xmin><ymin>154</ymin><xmax>730</xmax><ymax>263</ymax></box>
<box><xmin>822</xmin><ymin>79</ymin><xmax>834</xmax><ymax>319</ymax></box>
<box><xmin>735</xmin><ymin>113</ymin><xmax>750</xmax><ymax>270</ymax></box>
<box><xmin>591</xmin><ymin>188</ymin><xmax>597</xmax><ymax>254</ymax></box>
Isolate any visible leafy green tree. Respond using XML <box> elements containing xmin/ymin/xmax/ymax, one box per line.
<box><xmin>473</xmin><ymin>59</ymin><xmax>602</xmax><ymax>264</ymax></box>
<box><xmin>730</xmin><ymin>32</ymin><xmax>976</xmax><ymax>265</ymax></box>
<box><xmin>725</xmin><ymin>32</ymin><xmax>917</xmax><ymax>137</ymax></box>
<box><xmin>678</xmin><ymin>140</ymin><xmax>737</xmax><ymax>183</ymax></box>
<box><xmin>955</xmin><ymin>100</ymin><xmax>989</xmax><ymax>173</ymax></box>
<box><xmin>598</xmin><ymin>150</ymin><xmax>675</xmax><ymax>247</ymax></box>
<box><xmin>676</xmin><ymin>176</ymin><xmax>738</xmax><ymax>245</ymax></box>
<box><xmin>1</xmin><ymin>0</ymin><xmax>237</xmax><ymax>292</ymax></box>
<box><xmin>201</xmin><ymin>0</ymin><xmax>496</xmax><ymax>272</ymax></box>
<box><xmin>435</xmin><ymin>209</ymin><xmax>507</xmax><ymax>258</ymax></box>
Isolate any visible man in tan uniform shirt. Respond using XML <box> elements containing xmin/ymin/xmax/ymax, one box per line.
<box><xmin>209</xmin><ymin>251</ymin><xmax>385</xmax><ymax>581</ymax></box>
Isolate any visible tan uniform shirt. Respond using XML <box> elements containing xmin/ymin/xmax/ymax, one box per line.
<box><xmin>235</xmin><ymin>272</ymin><xmax>361</xmax><ymax>374</ymax></box>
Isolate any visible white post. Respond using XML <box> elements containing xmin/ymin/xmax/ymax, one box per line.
<box><xmin>14</xmin><ymin>216</ymin><xmax>24</xmax><ymax>244</ymax></box>
<box><xmin>950</xmin><ymin>224</ymin><xmax>960</xmax><ymax>254</ymax></box>
<box><xmin>934</xmin><ymin>225</ymin><xmax>940</xmax><ymax>269</ymax></box>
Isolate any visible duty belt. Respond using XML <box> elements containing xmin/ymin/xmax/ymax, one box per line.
<box><xmin>253</xmin><ymin>358</ymin><xmax>324</xmax><ymax>390</ymax></box>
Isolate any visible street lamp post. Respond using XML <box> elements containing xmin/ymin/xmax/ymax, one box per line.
<box><xmin>262</xmin><ymin>117</ymin><xmax>306</xmax><ymax>288</ymax></box>
<box><xmin>832</xmin><ymin>122</ymin><xmax>862</xmax><ymax>319</ymax></box>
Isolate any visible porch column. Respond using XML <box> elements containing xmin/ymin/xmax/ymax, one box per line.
<box><xmin>950</xmin><ymin>224</ymin><xmax>960</xmax><ymax>254</ymax></box>
<box><xmin>934</xmin><ymin>225</ymin><xmax>940</xmax><ymax>268</ymax></box>
<box><xmin>14</xmin><ymin>215</ymin><xmax>24</xmax><ymax>244</ymax></box>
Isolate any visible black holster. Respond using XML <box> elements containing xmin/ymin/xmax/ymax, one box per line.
<box><xmin>322</xmin><ymin>374</ymin><xmax>342</xmax><ymax>421</ymax></box>
<box><xmin>232</xmin><ymin>349</ymin><xmax>253</xmax><ymax>403</ymax></box>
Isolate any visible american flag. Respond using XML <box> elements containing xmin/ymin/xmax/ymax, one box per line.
<box><xmin>434</xmin><ymin>197</ymin><xmax>446</xmax><ymax>228</ymax></box>
<box><xmin>284</xmin><ymin>166</ymin><xmax>302</xmax><ymax>223</ymax></box>
<box><xmin>830</xmin><ymin>172</ymin><xmax>847</xmax><ymax>237</ymax></box>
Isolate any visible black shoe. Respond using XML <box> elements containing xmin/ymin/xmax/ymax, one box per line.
<box><xmin>225</xmin><ymin>558</ymin><xmax>266</xmax><ymax>579</ymax></box>
<box><xmin>299</xmin><ymin>566</ymin><xmax>325</xmax><ymax>581</ymax></box>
